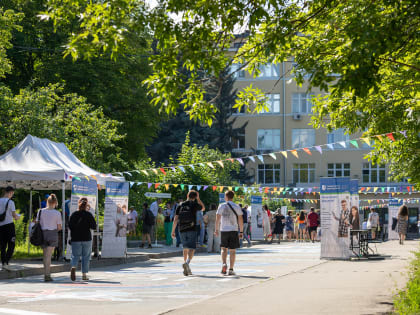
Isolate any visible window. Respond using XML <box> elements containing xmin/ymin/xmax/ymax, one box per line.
<box><xmin>257</xmin><ymin>129</ymin><xmax>281</xmax><ymax>150</ymax></box>
<box><xmin>292</xmin><ymin>93</ymin><xmax>314</xmax><ymax>114</ymax></box>
<box><xmin>258</xmin><ymin>164</ymin><xmax>281</xmax><ymax>184</ymax></box>
<box><xmin>362</xmin><ymin>163</ymin><xmax>386</xmax><ymax>183</ymax></box>
<box><xmin>327</xmin><ymin>129</ymin><xmax>350</xmax><ymax>144</ymax></box>
<box><xmin>293</xmin><ymin>163</ymin><xmax>316</xmax><ymax>183</ymax></box>
<box><xmin>328</xmin><ymin>163</ymin><xmax>350</xmax><ymax>177</ymax></box>
<box><xmin>292</xmin><ymin>129</ymin><xmax>315</xmax><ymax>148</ymax></box>
<box><xmin>262</xmin><ymin>94</ymin><xmax>280</xmax><ymax>113</ymax></box>
<box><xmin>231</xmin><ymin>132</ymin><xmax>245</xmax><ymax>150</ymax></box>
<box><xmin>258</xmin><ymin>63</ymin><xmax>279</xmax><ymax>78</ymax></box>
<box><xmin>233</xmin><ymin>42</ymin><xmax>244</xmax><ymax>49</ymax></box>
<box><xmin>230</xmin><ymin>63</ymin><xmax>245</xmax><ymax>78</ymax></box>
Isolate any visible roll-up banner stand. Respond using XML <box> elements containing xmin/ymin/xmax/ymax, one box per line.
<box><xmin>350</xmin><ymin>179</ymin><xmax>360</xmax><ymax>228</ymax></box>
<box><xmin>102</xmin><ymin>181</ymin><xmax>129</xmax><ymax>258</ymax></box>
<box><xmin>388</xmin><ymin>199</ymin><xmax>402</xmax><ymax>240</ymax></box>
<box><xmin>66</xmin><ymin>178</ymin><xmax>97</xmax><ymax>260</ymax></box>
<box><xmin>320</xmin><ymin>177</ymin><xmax>352</xmax><ymax>259</ymax></box>
<box><xmin>250</xmin><ymin>195</ymin><xmax>264</xmax><ymax>240</ymax></box>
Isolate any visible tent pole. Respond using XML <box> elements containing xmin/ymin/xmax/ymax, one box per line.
<box><xmin>62</xmin><ymin>181</ymin><xmax>65</xmax><ymax>260</ymax></box>
<box><xmin>28</xmin><ymin>190</ymin><xmax>33</xmax><ymax>255</ymax></box>
<box><xmin>96</xmin><ymin>188</ymin><xmax>99</xmax><ymax>259</ymax></box>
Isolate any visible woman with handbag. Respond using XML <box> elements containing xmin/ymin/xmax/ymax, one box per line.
<box><xmin>69</xmin><ymin>197</ymin><xmax>96</xmax><ymax>281</ymax></box>
<box><xmin>396</xmin><ymin>205</ymin><xmax>409</xmax><ymax>245</ymax></box>
<box><xmin>37</xmin><ymin>194</ymin><xmax>62</xmax><ymax>282</ymax></box>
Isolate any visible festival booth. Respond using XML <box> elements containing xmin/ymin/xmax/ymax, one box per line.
<box><xmin>0</xmin><ymin>135</ymin><xmax>125</xmax><ymax>256</ymax></box>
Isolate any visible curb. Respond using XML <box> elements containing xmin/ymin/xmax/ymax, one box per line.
<box><xmin>0</xmin><ymin>247</ymin><xmax>208</xmax><ymax>280</ymax></box>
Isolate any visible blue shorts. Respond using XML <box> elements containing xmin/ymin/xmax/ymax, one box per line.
<box><xmin>180</xmin><ymin>230</ymin><xmax>197</xmax><ymax>249</ymax></box>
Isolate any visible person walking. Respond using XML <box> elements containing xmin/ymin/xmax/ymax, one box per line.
<box><xmin>270</xmin><ymin>209</ymin><xmax>285</xmax><ymax>244</ymax></box>
<box><xmin>204</xmin><ymin>204</ymin><xmax>220</xmax><ymax>253</ymax></box>
<box><xmin>163</xmin><ymin>202</ymin><xmax>173</xmax><ymax>246</ymax></box>
<box><xmin>196</xmin><ymin>208</ymin><xmax>205</xmax><ymax>247</ymax></box>
<box><xmin>150</xmin><ymin>199</ymin><xmax>161</xmax><ymax>243</ymax></box>
<box><xmin>297</xmin><ymin>211</ymin><xmax>306</xmax><ymax>242</ymax></box>
<box><xmin>140</xmin><ymin>203</ymin><xmax>154</xmax><ymax>248</ymax></box>
<box><xmin>240</xmin><ymin>205</ymin><xmax>252</xmax><ymax>247</ymax></box>
<box><xmin>0</xmin><ymin>186</ymin><xmax>21</xmax><ymax>270</ymax></box>
<box><xmin>307</xmin><ymin>207</ymin><xmax>319</xmax><ymax>243</ymax></box>
<box><xmin>127</xmin><ymin>206</ymin><xmax>138</xmax><ymax>237</ymax></box>
<box><xmin>285</xmin><ymin>211</ymin><xmax>294</xmax><ymax>240</ymax></box>
<box><xmin>262</xmin><ymin>205</ymin><xmax>271</xmax><ymax>243</ymax></box>
<box><xmin>215</xmin><ymin>190</ymin><xmax>243</xmax><ymax>276</ymax></box>
<box><xmin>172</xmin><ymin>190</ymin><xmax>204</xmax><ymax>276</ymax></box>
<box><xmin>294</xmin><ymin>213</ymin><xmax>299</xmax><ymax>241</ymax></box>
<box><xmin>368</xmin><ymin>208</ymin><xmax>379</xmax><ymax>239</ymax></box>
<box><xmin>37</xmin><ymin>194</ymin><xmax>62</xmax><ymax>282</ymax></box>
<box><xmin>396</xmin><ymin>205</ymin><xmax>409</xmax><ymax>245</ymax></box>
<box><xmin>172</xmin><ymin>198</ymin><xmax>183</xmax><ymax>247</ymax></box>
<box><xmin>69</xmin><ymin>197</ymin><xmax>97</xmax><ymax>281</ymax></box>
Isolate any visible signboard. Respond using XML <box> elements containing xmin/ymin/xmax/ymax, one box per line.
<box><xmin>250</xmin><ymin>195</ymin><xmax>264</xmax><ymax>240</ymax></box>
<box><xmin>144</xmin><ymin>192</ymin><xmax>171</xmax><ymax>198</ymax></box>
<box><xmin>281</xmin><ymin>206</ymin><xmax>288</xmax><ymax>217</ymax></box>
<box><xmin>102</xmin><ymin>181</ymin><xmax>129</xmax><ymax>258</ymax></box>
<box><xmin>66</xmin><ymin>178</ymin><xmax>97</xmax><ymax>259</ymax></box>
<box><xmin>388</xmin><ymin>199</ymin><xmax>402</xmax><ymax>240</ymax></box>
<box><xmin>320</xmin><ymin>177</ymin><xmax>352</xmax><ymax>259</ymax></box>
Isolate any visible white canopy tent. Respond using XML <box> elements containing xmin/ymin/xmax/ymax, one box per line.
<box><xmin>0</xmin><ymin>135</ymin><xmax>124</xmax><ymax>255</ymax></box>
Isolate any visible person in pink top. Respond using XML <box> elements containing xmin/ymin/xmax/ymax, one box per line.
<box><xmin>307</xmin><ymin>207</ymin><xmax>319</xmax><ymax>243</ymax></box>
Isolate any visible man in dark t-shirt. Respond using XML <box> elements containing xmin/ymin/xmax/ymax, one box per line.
<box><xmin>307</xmin><ymin>207</ymin><xmax>319</xmax><ymax>243</ymax></box>
<box><xmin>172</xmin><ymin>190</ymin><xmax>204</xmax><ymax>276</ymax></box>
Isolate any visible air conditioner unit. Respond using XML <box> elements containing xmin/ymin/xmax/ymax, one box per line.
<box><xmin>293</xmin><ymin>113</ymin><xmax>302</xmax><ymax>120</ymax></box>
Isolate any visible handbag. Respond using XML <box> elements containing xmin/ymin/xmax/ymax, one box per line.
<box><xmin>0</xmin><ymin>199</ymin><xmax>10</xmax><ymax>222</ymax></box>
<box><xmin>30</xmin><ymin>210</ymin><xmax>44</xmax><ymax>246</ymax></box>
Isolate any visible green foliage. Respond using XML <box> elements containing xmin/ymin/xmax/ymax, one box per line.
<box><xmin>0</xmin><ymin>83</ymin><xmax>124</xmax><ymax>171</ymax></box>
<box><xmin>14</xmin><ymin>242</ymin><xmax>43</xmax><ymax>259</ymax></box>
<box><xmin>0</xmin><ymin>8</ymin><xmax>22</xmax><ymax>79</ymax></box>
<box><xmin>394</xmin><ymin>246</ymin><xmax>420</xmax><ymax>314</ymax></box>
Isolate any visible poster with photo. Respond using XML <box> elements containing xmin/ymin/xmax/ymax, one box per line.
<box><xmin>102</xmin><ymin>181</ymin><xmax>129</xmax><ymax>258</ymax></box>
<box><xmin>388</xmin><ymin>199</ymin><xmax>402</xmax><ymax>240</ymax></box>
<box><xmin>320</xmin><ymin>177</ymin><xmax>352</xmax><ymax>259</ymax></box>
<box><xmin>250</xmin><ymin>195</ymin><xmax>264</xmax><ymax>240</ymax></box>
<box><xmin>66</xmin><ymin>178</ymin><xmax>97</xmax><ymax>259</ymax></box>
<box><xmin>350</xmin><ymin>179</ymin><xmax>360</xmax><ymax>229</ymax></box>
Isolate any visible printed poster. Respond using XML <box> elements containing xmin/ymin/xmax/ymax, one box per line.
<box><xmin>250</xmin><ymin>195</ymin><xmax>264</xmax><ymax>240</ymax></box>
<box><xmin>350</xmin><ymin>179</ymin><xmax>360</xmax><ymax>229</ymax></box>
<box><xmin>388</xmin><ymin>199</ymin><xmax>402</xmax><ymax>240</ymax></box>
<box><xmin>66</xmin><ymin>178</ymin><xmax>97</xmax><ymax>259</ymax></box>
<box><xmin>320</xmin><ymin>177</ymin><xmax>352</xmax><ymax>259</ymax></box>
<box><xmin>102</xmin><ymin>181</ymin><xmax>129</xmax><ymax>258</ymax></box>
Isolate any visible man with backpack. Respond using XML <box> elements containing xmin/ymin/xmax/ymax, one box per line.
<box><xmin>0</xmin><ymin>186</ymin><xmax>21</xmax><ymax>270</ymax></box>
<box><xmin>171</xmin><ymin>190</ymin><xmax>204</xmax><ymax>276</ymax></box>
<box><xmin>215</xmin><ymin>190</ymin><xmax>243</xmax><ymax>276</ymax></box>
<box><xmin>140</xmin><ymin>203</ymin><xmax>155</xmax><ymax>248</ymax></box>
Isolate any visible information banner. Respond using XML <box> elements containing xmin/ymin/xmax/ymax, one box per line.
<box><xmin>350</xmin><ymin>179</ymin><xmax>360</xmax><ymax>228</ymax></box>
<box><xmin>66</xmin><ymin>178</ymin><xmax>97</xmax><ymax>259</ymax></box>
<box><xmin>250</xmin><ymin>195</ymin><xmax>264</xmax><ymax>240</ymax></box>
<box><xmin>320</xmin><ymin>178</ymin><xmax>352</xmax><ymax>259</ymax></box>
<box><xmin>388</xmin><ymin>199</ymin><xmax>402</xmax><ymax>240</ymax></box>
<box><xmin>102</xmin><ymin>181</ymin><xmax>129</xmax><ymax>258</ymax></box>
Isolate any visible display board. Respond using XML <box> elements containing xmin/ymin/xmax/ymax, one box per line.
<box><xmin>320</xmin><ymin>177</ymin><xmax>352</xmax><ymax>259</ymax></box>
<box><xmin>66</xmin><ymin>178</ymin><xmax>97</xmax><ymax>259</ymax></box>
<box><xmin>388</xmin><ymin>199</ymin><xmax>402</xmax><ymax>240</ymax></box>
<box><xmin>101</xmin><ymin>181</ymin><xmax>129</xmax><ymax>258</ymax></box>
<box><xmin>250</xmin><ymin>195</ymin><xmax>264</xmax><ymax>240</ymax></box>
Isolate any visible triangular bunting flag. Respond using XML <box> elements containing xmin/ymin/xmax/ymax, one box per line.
<box><xmin>376</xmin><ymin>135</ymin><xmax>383</xmax><ymax>141</ymax></box>
<box><xmin>303</xmin><ymin>148</ymin><xmax>312</xmax><ymax>155</ymax></box>
<box><xmin>216</xmin><ymin>161</ymin><xmax>224</xmax><ymax>168</ymax></box>
<box><xmin>264</xmin><ymin>187</ymin><xmax>269</xmax><ymax>193</ymax></box>
<box><xmin>180</xmin><ymin>184</ymin><xmax>185</xmax><ymax>190</ymax></box>
<box><xmin>91</xmin><ymin>175</ymin><xmax>97</xmax><ymax>181</ymax></box>
<box><xmin>315</xmin><ymin>146</ymin><xmax>322</xmax><ymax>154</ymax></box>
<box><xmin>165</xmin><ymin>184</ymin><xmax>169</xmax><ymax>190</ymax></box>
<box><xmin>269</xmin><ymin>153</ymin><xmax>277</xmax><ymax>160</ymax></box>
<box><xmin>399</xmin><ymin>130</ymin><xmax>407</xmax><ymax>138</ymax></box>
<box><xmin>236</xmin><ymin>158</ymin><xmax>244</xmax><ymax>166</ymax></box>
<box><xmin>386</xmin><ymin>133</ymin><xmax>395</xmax><ymax>142</ymax></box>
<box><xmin>188</xmin><ymin>185</ymin><xmax>193</xmax><ymax>190</ymax></box>
<box><xmin>350</xmin><ymin>140</ymin><xmax>359</xmax><ymax>148</ymax></box>
<box><xmin>179</xmin><ymin>166</ymin><xmax>186</xmax><ymax>173</ymax></box>
<box><xmin>235</xmin><ymin>187</ymin><xmax>239</xmax><ymax>191</ymax></box>
<box><xmin>85</xmin><ymin>176</ymin><xmax>90</xmax><ymax>181</ymax></box>
<box><xmin>189</xmin><ymin>165</ymin><xmax>195</xmax><ymax>171</ymax></box>
<box><xmin>152</xmin><ymin>169</ymin><xmax>158</xmax><ymax>175</ymax></box>
<box><xmin>327</xmin><ymin>143</ymin><xmax>335</xmax><ymax>150</ymax></box>
<box><xmin>155</xmin><ymin>183</ymin><xmax>160</xmax><ymax>189</ymax></box>
<box><xmin>257</xmin><ymin>155</ymin><xmax>264</xmax><ymax>163</ymax></box>
<box><xmin>142</xmin><ymin>170</ymin><xmax>148</xmax><ymax>176</ymax></box>
<box><xmin>361</xmin><ymin>138</ymin><xmax>371</xmax><ymax>146</ymax></box>
<box><xmin>373</xmin><ymin>187</ymin><xmax>378</xmax><ymax>192</ymax></box>
<box><xmin>203</xmin><ymin>185</ymin><xmax>209</xmax><ymax>191</ymax></box>
<box><xmin>339</xmin><ymin>141</ymin><xmax>347</xmax><ymax>148</ymax></box>
<box><xmin>281</xmin><ymin>151</ymin><xmax>287</xmax><ymax>158</ymax></box>
<box><xmin>207</xmin><ymin>162</ymin><xmax>215</xmax><ymax>169</ymax></box>
<box><xmin>291</xmin><ymin>150</ymin><xmax>299</xmax><ymax>158</ymax></box>
<box><xmin>248</xmin><ymin>156</ymin><xmax>255</xmax><ymax>162</ymax></box>
<box><xmin>171</xmin><ymin>167</ymin><xmax>176</xmax><ymax>172</ymax></box>
<box><xmin>160</xmin><ymin>168</ymin><xmax>166</xmax><ymax>175</ymax></box>
<box><xmin>125</xmin><ymin>172</ymin><xmax>132</xmax><ymax>177</ymax></box>
<box><xmin>173</xmin><ymin>184</ymin><xmax>178</xmax><ymax>188</ymax></box>
<box><xmin>197</xmin><ymin>185</ymin><xmax>202</xmax><ymax>190</ymax></box>
<box><xmin>219</xmin><ymin>186</ymin><xmax>224</xmax><ymax>192</ymax></box>
<box><xmin>147</xmin><ymin>183</ymin><xmax>152</xmax><ymax>189</ymax></box>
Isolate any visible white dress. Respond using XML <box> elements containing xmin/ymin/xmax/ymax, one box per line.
<box><xmin>262</xmin><ymin>211</ymin><xmax>271</xmax><ymax>236</ymax></box>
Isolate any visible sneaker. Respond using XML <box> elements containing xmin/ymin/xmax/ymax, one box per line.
<box><xmin>148</xmin><ymin>244</ymin><xmax>152</xmax><ymax>249</ymax></box>
<box><xmin>200</xmin><ymin>244</ymin><xmax>207</xmax><ymax>248</ymax></box>
<box><xmin>70</xmin><ymin>268</ymin><xmax>76</xmax><ymax>281</ymax></box>
<box><xmin>82</xmin><ymin>274</ymin><xmax>89</xmax><ymax>281</ymax></box>
<box><xmin>221</xmin><ymin>264</ymin><xmax>227</xmax><ymax>275</ymax></box>
<box><xmin>44</xmin><ymin>275</ymin><xmax>53</xmax><ymax>282</ymax></box>
<box><xmin>187</xmin><ymin>264</ymin><xmax>192</xmax><ymax>276</ymax></box>
<box><xmin>182</xmin><ymin>263</ymin><xmax>189</xmax><ymax>276</ymax></box>
<box><xmin>139</xmin><ymin>243</ymin><xmax>144</xmax><ymax>248</ymax></box>
<box><xmin>228</xmin><ymin>269</ymin><xmax>236</xmax><ymax>276</ymax></box>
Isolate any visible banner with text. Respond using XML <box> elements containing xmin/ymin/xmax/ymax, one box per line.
<box><xmin>102</xmin><ymin>181</ymin><xmax>129</xmax><ymax>258</ymax></box>
<box><xmin>66</xmin><ymin>178</ymin><xmax>97</xmax><ymax>259</ymax></box>
<box><xmin>388</xmin><ymin>199</ymin><xmax>402</xmax><ymax>240</ymax></box>
<box><xmin>250</xmin><ymin>195</ymin><xmax>264</xmax><ymax>240</ymax></box>
<box><xmin>320</xmin><ymin>178</ymin><xmax>352</xmax><ymax>259</ymax></box>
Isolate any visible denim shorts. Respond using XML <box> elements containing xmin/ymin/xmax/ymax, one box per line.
<box><xmin>180</xmin><ymin>230</ymin><xmax>197</xmax><ymax>249</ymax></box>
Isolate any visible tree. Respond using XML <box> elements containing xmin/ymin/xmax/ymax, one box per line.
<box><xmin>44</xmin><ymin>0</ymin><xmax>420</xmax><ymax>187</ymax></box>
<box><xmin>0</xmin><ymin>83</ymin><xmax>123</xmax><ymax>171</ymax></box>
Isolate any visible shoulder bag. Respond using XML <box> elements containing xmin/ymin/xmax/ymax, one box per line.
<box><xmin>0</xmin><ymin>199</ymin><xmax>10</xmax><ymax>222</ymax></box>
<box><xmin>30</xmin><ymin>210</ymin><xmax>44</xmax><ymax>246</ymax></box>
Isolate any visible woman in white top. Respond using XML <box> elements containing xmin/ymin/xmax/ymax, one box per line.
<box><xmin>262</xmin><ymin>205</ymin><xmax>271</xmax><ymax>242</ymax></box>
<box><xmin>37</xmin><ymin>194</ymin><xmax>62</xmax><ymax>282</ymax></box>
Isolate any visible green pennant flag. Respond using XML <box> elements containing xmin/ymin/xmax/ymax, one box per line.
<box><xmin>180</xmin><ymin>184</ymin><xmax>185</xmax><ymax>190</ymax></box>
<box><xmin>381</xmin><ymin>187</ymin><xmax>385</xmax><ymax>193</ymax></box>
<box><xmin>74</xmin><ymin>176</ymin><xmax>81</xmax><ymax>181</ymax></box>
<box><xmin>350</xmin><ymin>140</ymin><xmax>359</xmax><ymax>148</ymax></box>
<box><xmin>283</xmin><ymin>191</ymin><xmax>286</xmax><ymax>195</ymax></box>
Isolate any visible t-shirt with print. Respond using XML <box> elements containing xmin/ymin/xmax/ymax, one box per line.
<box><xmin>217</xmin><ymin>201</ymin><xmax>243</xmax><ymax>232</ymax></box>
<box><xmin>0</xmin><ymin>198</ymin><xmax>16</xmax><ymax>226</ymax></box>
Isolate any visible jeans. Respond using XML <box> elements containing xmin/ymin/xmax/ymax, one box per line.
<box><xmin>206</xmin><ymin>226</ymin><xmax>220</xmax><ymax>253</ymax></box>
<box><xmin>71</xmin><ymin>241</ymin><xmax>92</xmax><ymax>273</ymax></box>
<box><xmin>240</xmin><ymin>223</ymin><xmax>252</xmax><ymax>247</ymax></box>
<box><xmin>196</xmin><ymin>224</ymin><xmax>205</xmax><ymax>245</ymax></box>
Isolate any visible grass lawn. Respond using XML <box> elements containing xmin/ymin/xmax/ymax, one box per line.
<box><xmin>13</xmin><ymin>242</ymin><xmax>43</xmax><ymax>259</ymax></box>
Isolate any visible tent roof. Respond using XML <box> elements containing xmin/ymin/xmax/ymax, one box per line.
<box><xmin>0</xmin><ymin>135</ymin><xmax>124</xmax><ymax>190</ymax></box>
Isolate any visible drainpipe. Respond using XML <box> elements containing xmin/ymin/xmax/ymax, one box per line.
<box><xmin>282</xmin><ymin>62</ymin><xmax>287</xmax><ymax>187</ymax></box>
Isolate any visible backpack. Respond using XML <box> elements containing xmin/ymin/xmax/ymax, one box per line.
<box><xmin>0</xmin><ymin>199</ymin><xmax>10</xmax><ymax>222</ymax></box>
<box><xmin>178</xmin><ymin>201</ymin><xmax>196</xmax><ymax>232</ymax></box>
<box><xmin>144</xmin><ymin>209</ymin><xmax>155</xmax><ymax>226</ymax></box>
<box><xmin>30</xmin><ymin>210</ymin><xmax>44</xmax><ymax>246</ymax></box>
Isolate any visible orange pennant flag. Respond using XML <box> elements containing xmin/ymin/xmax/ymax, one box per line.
<box><xmin>212</xmin><ymin>186</ymin><xmax>217</xmax><ymax>191</ymax></box>
<box><xmin>264</xmin><ymin>187</ymin><xmax>269</xmax><ymax>193</ymax></box>
<box><xmin>155</xmin><ymin>183</ymin><xmax>160</xmax><ymax>189</ymax></box>
<box><xmin>91</xmin><ymin>175</ymin><xmax>97</xmax><ymax>181</ymax></box>
<box><xmin>386</xmin><ymin>133</ymin><xmax>395</xmax><ymax>142</ymax></box>
<box><xmin>376</xmin><ymin>135</ymin><xmax>383</xmax><ymax>141</ymax></box>
<box><xmin>303</xmin><ymin>148</ymin><xmax>312</xmax><ymax>156</ymax></box>
<box><xmin>160</xmin><ymin>168</ymin><xmax>166</xmax><ymax>175</ymax></box>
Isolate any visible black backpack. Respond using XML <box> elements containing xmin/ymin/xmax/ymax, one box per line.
<box><xmin>30</xmin><ymin>210</ymin><xmax>44</xmax><ymax>246</ymax></box>
<box><xmin>0</xmin><ymin>199</ymin><xmax>9</xmax><ymax>222</ymax></box>
<box><xmin>178</xmin><ymin>201</ymin><xmax>196</xmax><ymax>232</ymax></box>
<box><xmin>144</xmin><ymin>209</ymin><xmax>155</xmax><ymax>226</ymax></box>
